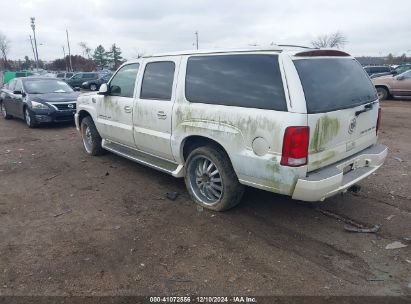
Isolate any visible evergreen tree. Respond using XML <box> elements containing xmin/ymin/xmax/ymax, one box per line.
<box><xmin>93</xmin><ymin>45</ymin><xmax>108</xmax><ymax>68</ymax></box>
<box><xmin>107</xmin><ymin>44</ymin><xmax>124</xmax><ymax>69</ymax></box>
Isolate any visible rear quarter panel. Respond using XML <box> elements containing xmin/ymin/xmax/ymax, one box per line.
<box><xmin>171</xmin><ymin>54</ymin><xmax>307</xmax><ymax>195</ymax></box>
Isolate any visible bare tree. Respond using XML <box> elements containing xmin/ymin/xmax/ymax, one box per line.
<box><xmin>0</xmin><ymin>31</ymin><xmax>10</xmax><ymax>65</ymax></box>
<box><xmin>311</xmin><ymin>31</ymin><xmax>347</xmax><ymax>49</ymax></box>
<box><xmin>79</xmin><ymin>41</ymin><xmax>92</xmax><ymax>59</ymax></box>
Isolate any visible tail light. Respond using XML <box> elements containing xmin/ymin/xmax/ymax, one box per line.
<box><xmin>281</xmin><ymin>126</ymin><xmax>309</xmax><ymax>167</ymax></box>
<box><xmin>376</xmin><ymin>107</ymin><xmax>382</xmax><ymax>135</ymax></box>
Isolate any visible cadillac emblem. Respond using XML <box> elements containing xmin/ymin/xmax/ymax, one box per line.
<box><xmin>348</xmin><ymin>117</ymin><xmax>357</xmax><ymax>134</ymax></box>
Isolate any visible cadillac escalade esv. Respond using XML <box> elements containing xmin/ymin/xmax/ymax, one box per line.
<box><xmin>75</xmin><ymin>47</ymin><xmax>387</xmax><ymax>211</ymax></box>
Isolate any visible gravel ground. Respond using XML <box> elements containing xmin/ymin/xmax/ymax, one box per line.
<box><xmin>0</xmin><ymin>100</ymin><xmax>410</xmax><ymax>296</ymax></box>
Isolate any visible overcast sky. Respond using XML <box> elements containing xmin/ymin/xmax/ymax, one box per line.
<box><xmin>1</xmin><ymin>0</ymin><xmax>410</xmax><ymax>61</ymax></box>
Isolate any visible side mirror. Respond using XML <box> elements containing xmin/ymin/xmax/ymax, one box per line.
<box><xmin>13</xmin><ymin>90</ymin><xmax>22</xmax><ymax>95</ymax></box>
<box><xmin>98</xmin><ymin>83</ymin><xmax>109</xmax><ymax>95</ymax></box>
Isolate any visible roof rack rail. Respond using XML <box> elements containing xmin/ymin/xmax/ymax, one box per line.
<box><xmin>277</xmin><ymin>44</ymin><xmax>317</xmax><ymax>49</ymax></box>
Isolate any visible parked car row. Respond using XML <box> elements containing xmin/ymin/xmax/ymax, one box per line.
<box><xmin>364</xmin><ymin>64</ymin><xmax>411</xmax><ymax>79</ymax></box>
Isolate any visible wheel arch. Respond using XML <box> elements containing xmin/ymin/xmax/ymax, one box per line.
<box><xmin>181</xmin><ymin>135</ymin><xmax>231</xmax><ymax>162</ymax></box>
<box><xmin>78</xmin><ymin>109</ymin><xmax>92</xmax><ymax>126</ymax></box>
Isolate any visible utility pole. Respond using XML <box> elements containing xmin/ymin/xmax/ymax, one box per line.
<box><xmin>62</xmin><ymin>46</ymin><xmax>68</xmax><ymax>72</ymax></box>
<box><xmin>30</xmin><ymin>17</ymin><xmax>39</xmax><ymax>70</ymax></box>
<box><xmin>195</xmin><ymin>31</ymin><xmax>199</xmax><ymax>50</ymax></box>
<box><xmin>66</xmin><ymin>29</ymin><xmax>73</xmax><ymax>72</ymax></box>
<box><xmin>29</xmin><ymin>35</ymin><xmax>37</xmax><ymax>69</ymax></box>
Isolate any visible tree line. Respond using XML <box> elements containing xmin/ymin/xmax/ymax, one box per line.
<box><xmin>0</xmin><ymin>30</ymin><xmax>126</xmax><ymax>72</ymax></box>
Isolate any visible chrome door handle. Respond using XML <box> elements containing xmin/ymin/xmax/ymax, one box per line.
<box><xmin>157</xmin><ymin>111</ymin><xmax>167</xmax><ymax>119</ymax></box>
<box><xmin>124</xmin><ymin>105</ymin><xmax>132</xmax><ymax>113</ymax></box>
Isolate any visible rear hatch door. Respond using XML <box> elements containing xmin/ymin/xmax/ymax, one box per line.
<box><xmin>293</xmin><ymin>56</ymin><xmax>379</xmax><ymax>172</ymax></box>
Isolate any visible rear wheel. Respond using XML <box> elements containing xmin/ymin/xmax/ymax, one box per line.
<box><xmin>1</xmin><ymin>101</ymin><xmax>12</xmax><ymax>119</ymax></box>
<box><xmin>81</xmin><ymin>116</ymin><xmax>105</xmax><ymax>156</ymax></box>
<box><xmin>377</xmin><ymin>87</ymin><xmax>389</xmax><ymax>100</ymax></box>
<box><xmin>184</xmin><ymin>146</ymin><xmax>244</xmax><ymax>211</ymax></box>
<box><xmin>24</xmin><ymin>107</ymin><xmax>37</xmax><ymax>128</ymax></box>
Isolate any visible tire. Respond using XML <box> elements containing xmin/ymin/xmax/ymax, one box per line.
<box><xmin>80</xmin><ymin>116</ymin><xmax>105</xmax><ymax>156</ymax></box>
<box><xmin>184</xmin><ymin>146</ymin><xmax>244</xmax><ymax>211</ymax></box>
<box><xmin>89</xmin><ymin>84</ymin><xmax>98</xmax><ymax>91</ymax></box>
<box><xmin>377</xmin><ymin>87</ymin><xmax>389</xmax><ymax>100</ymax></box>
<box><xmin>24</xmin><ymin>107</ymin><xmax>37</xmax><ymax>128</ymax></box>
<box><xmin>1</xmin><ymin>101</ymin><xmax>12</xmax><ymax>119</ymax></box>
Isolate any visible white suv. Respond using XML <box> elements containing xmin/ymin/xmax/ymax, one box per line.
<box><xmin>75</xmin><ymin>47</ymin><xmax>387</xmax><ymax>211</ymax></box>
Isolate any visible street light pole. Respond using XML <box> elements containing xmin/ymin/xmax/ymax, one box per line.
<box><xmin>30</xmin><ymin>17</ymin><xmax>40</xmax><ymax>70</ymax></box>
<box><xmin>195</xmin><ymin>31</ymin><xmax>199</xmax><ymax>50</ymax></box>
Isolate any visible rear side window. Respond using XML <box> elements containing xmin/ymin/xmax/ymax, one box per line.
<box><xmin>185</xmin><ymin>54</ymin><xmax>287</xmax><ymax>111</ymax></box>
<box><xmin>294</xmin><ymin>58</ymin><xmax>377</xmax><ymax>114</ymax></box>
<box><xmin>140</xmin><ymin>62</ymin><xmax>175</xmax><ymax>100</ymax></box>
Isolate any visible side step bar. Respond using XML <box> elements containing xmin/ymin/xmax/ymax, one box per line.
<box><xmin>102</xmin><ymin>140</ymin><xmax>184</xmax><ymax>177</ymax></box>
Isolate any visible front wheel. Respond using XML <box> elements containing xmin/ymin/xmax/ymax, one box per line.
<box><xmin>24</xmin><ymin>107</ymin><xmax>37</xmax><ymax>128</ymax></box>
<box><xmin>184</xmin><ymin>146</ymin><xmax>244</xmax><ymax>211</ymax></box>
<box><xmin>81</xmin><ymin>116</ymin><xmax>105</xmax><ymax>156</ymax></box>
<box><xmin>1</xmin><ymin>101</ymin><xmax>12</xmax><ymax>119</ymax></box>
<box><xmin>89</xmin><ymin>84</ymin><xmax>98</xmax><ymax>91</ymax></box>
<box><xmin>377</xmin><ymin>87</ymin><xmax>389</xmax><ymax>100</ymax></box>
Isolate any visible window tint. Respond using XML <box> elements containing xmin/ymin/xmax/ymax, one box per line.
<box><xmin>8</xmin><ymin>80</ymin><xmax>16</xmax><ymax>91</ymax></box>
<box><xmin>57</xmin><ymin>73</ymin><xmax>64</xmax><ymax>78</ymax></box>
<box><xmin>109</xmin><ymin>63</ymin><xmax>140</xmax><ymax>98</ymax></box>
<box><xmin>294</xmin><ymin>58</ymin><xmax>377</xmax><ymax>114</ymax></box>
<box><xmin>15</xmin><ymin>72</ymin><xmax>26</xmax><ymax>77</ymax></box>
<box><xmin>14</xmin><ymin>80</ymin><xmax>22</xmax><ymax>92</ymax></box>
<box><xmin>185</xmin><ymin>55</ymin><xmax>287</xmax><ymax>111</ymax></box>
<box><xmin>140</xmin><ymin>62</ymin><xmax>175</xmax><ymax>100</ymax></box>
<box><xmin>66</xmin><ymin>73</ymin><xmax>74</xmax><ymax>78</ymax></box>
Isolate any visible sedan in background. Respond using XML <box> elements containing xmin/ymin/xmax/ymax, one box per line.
<box><xmin>66</xmin><ymin>72</ymin><xmax>99</xmax><ymax>88</ymax></box>
<box><xmin>81</xmin><ymin>73</ymin><xmax>112</xmax><ymax>91</ymax></box>
<box><xmin>0</xmin><ymin>77</ymin><xmax>80</xmax><ymax>127</ymax></box>
<box><xmin>373</xmin><ymin>70</ymin><xmax>411</xmax><ymax>100</ymax></box>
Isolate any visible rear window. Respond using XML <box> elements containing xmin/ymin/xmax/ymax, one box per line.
<box><xmin>185</xmin><ymin>54</ymin><xmax>287</xmax><ymax>111</ymax></box>
<box><xmin>294</xmin><ymin>58</ymin><xmax>377</xmax><ymax>114</ymax></box>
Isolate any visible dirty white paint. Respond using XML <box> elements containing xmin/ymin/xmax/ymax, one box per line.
<box><xmin>75</xmin><ymin>47</ymin><xmax>386</xmax><ymax>201</ymax></box>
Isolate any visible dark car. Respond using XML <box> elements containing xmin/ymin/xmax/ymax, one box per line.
<box><xmin>66</xmin><ymin>72</ymin><xmax>99</xmax><ymax>88</ymax></box>
<box><xmin>393</xmin><ymin>64</ymin><xmax>411</xmax><ymax>75</ymax></box>
<box><xmin>364</xmin><ymin>66</ymin><xmax>394</xmax><ymax>78</ymax></box>
<box><xmin>0</xmin><ymin>77</ymin><xmax>80</xmax><ymax>128</ymax></box>
<box><xmin>81</xmin><ymin>73</ymin><xmax>112</xmax><ymax>91</ymax></box>
<box><xmin>56</xmin><ymin>72</ymin><xmax>74</xmax><ymax>81</ymax></box>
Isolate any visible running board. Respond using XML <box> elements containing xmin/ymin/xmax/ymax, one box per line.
<box><xmin>102</xmin><ymin>140</ymin><xmax>184</xmax><ymax>177</ymax></box>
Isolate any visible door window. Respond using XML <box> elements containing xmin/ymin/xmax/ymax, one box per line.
<box><xmin>14</xmin><ymin>80</ymin><xmax>23</xmax><ymax>93</ymax></box>
<box><xmin>109</xmin><ymin>63</ymin><xmax>140</xmax><ymax>98</ymax></box>
<box><xmin>140</xmin><ymin>62</ymin><xmax>175</xmax><ymax>100</ymax></box>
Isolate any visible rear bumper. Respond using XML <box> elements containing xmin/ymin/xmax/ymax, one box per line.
<box><xmin>292</xmin><ymin>144</ymin><xmax>388</xmax><ymax>202</ymax></box>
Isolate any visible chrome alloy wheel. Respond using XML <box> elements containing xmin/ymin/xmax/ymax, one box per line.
<box><xmin>25</xmin><ymin>108</ymin><xmax>31</xmax><ymax>126</ymax></box>
<box><xmin>188</xmin><ymin>155</ymin><xmax>223</xmax><ymax>205</ymax></box>
<box><xmin>82</xmin><ymin>125</ymin><xmax>93</xmax><ymax>153</ymax></box>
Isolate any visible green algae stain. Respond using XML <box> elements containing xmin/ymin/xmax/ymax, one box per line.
<box><xmin>310</xmin><ymin>116</ymin><xmax>340</xmax><ymax>153</ymax></box>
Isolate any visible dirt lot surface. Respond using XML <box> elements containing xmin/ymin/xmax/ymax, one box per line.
<box><xmin>0</xmin><ymin>100</ymin><xmax>410</xmax><ymax>297</ymax></box>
